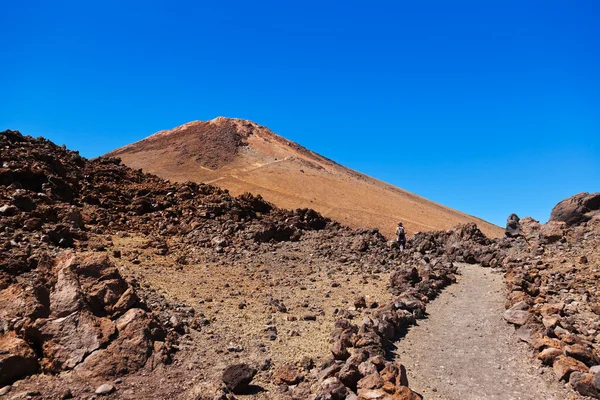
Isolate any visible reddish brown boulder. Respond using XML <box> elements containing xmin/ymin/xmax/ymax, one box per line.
<box><xmin>273</xmin><ymin>363</ymin><xmax>303</xmax><ymax>385</ymax></box>
<box><xmin>357</xmin><ymin>373</ymin><xmax>384</xmax><ymax>391</ymax></box>
<box><xmin>564</xmin><ymin>344</ymin><xmax>599</xmax><ymax>366</ymax></box>
<box><xmin>537</xmin><ymin>348</ymin><xmax>562</xmax><ymax>365</ymax></box>
<box><xmin>539</xmin><ymin>221</ymin><xmax>566</xmax><ymax>244</ymax></box>
<box><xmin>550</xmin><ymin>192</ymin><xmax>600</xmax><ymax>226</ymax></box>
<box><xmin>35</xmin><ymin>311</ymin><xmax>116</xmax><ymax>372</ymax></box>
<box><xmin>358</xmin><ymin>384</ymin><xmax>420</xmax><ymax>400</ymax></box>
<box><xmin>569</xmin><ymin>372</ymin><xmax>600</xmax><ymax>398</ymax></box>
<box><xmin>75</xmin><ymin>308</ymin><xmax>164</xmax><ymax>377</ymax></box>
<box><xmin>49</xmin><ymin>253</ymin><xmax>140</xmax><ymax>319</ymax></box>
<box><xmin>553</xmin><ymin>355</ymin><xmax>588</xmax><ymax>381</ymax></box>
<box><xmin>0</xmin><ymin>332</ymin><xmax>39</xmax><ymax>385</ymax></box>
<box><xmin>379</xmin><ymin>362</ymin><xmax>409</xmax><ymax>387</ymax></box>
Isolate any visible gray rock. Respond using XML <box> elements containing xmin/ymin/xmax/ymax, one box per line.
<box><xmin>504</xmin><ymin>302</ymin><xmax>532</xmax><ymax>326</ymax></box>
<box><xmin>95</xmin><ymin>383</ymin><xmax>115</xmax><ymax>395</ymax></box>
<box><xmin>505</xmin><ymin>213</ymin><xmax>521</xmax><ymax>238</ymax></box>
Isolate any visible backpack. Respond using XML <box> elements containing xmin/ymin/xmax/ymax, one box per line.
<box><xmin>397</xmin><ymin>226</ymin><xmax>405</xmax><ymax>238</ymax></box>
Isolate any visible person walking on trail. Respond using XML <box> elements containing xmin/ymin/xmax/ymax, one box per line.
<box><xmin>396</xmin><ymin>221</ymin><xmax>406</xmax><ymax>250</ymax></box>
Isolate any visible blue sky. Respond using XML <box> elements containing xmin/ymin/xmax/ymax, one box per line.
<box><xmin>1</xmin><ymin>0</ymin><xmax>598</xmax><ymax>227</ymax></box>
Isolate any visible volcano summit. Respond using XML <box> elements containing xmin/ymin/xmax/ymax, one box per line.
<box><xmin>107</xmin><ymin>117</ymin><xmax>502</xmax><ymax>238</ymax></box>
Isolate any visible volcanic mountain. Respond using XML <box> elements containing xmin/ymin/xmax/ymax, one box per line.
<box><xmin>107</xmin><ymin>117</ymin><xmax>502</xmax><ymax>238</ymax></box>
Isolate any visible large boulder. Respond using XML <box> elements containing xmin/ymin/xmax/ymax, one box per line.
<box><xmin>13</xmin><ymin>252</ymin><xmax>170</xmax><ymax>379</ymax></box>
<box><xmin>33</xmin><ymin>311</ymin><xmax>116</xmax><ymax>372</ymax></box>
<box><xmin>74</xmin><ymin>308</ymin><xmax>166</xmax><ymax>377</ymax></box>
<box><xmin>550</xmin><ymin>192</ymin><xmax>600</xmax><ymax>226</ymax></box>
<box><xmin>505</xmin><ymin>214</ymin><xmax>521</xmax><ymax>238</ymax></box>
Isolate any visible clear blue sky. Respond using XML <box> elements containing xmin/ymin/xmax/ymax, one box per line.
<box><xmin>2</xmin><ymin>1</ymin><xmax>599</xmax><ymax>227</ymax></box>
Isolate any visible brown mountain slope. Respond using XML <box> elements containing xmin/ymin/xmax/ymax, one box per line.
<box><xmin>106</xmin><ymin>117</ymin><xmax>503</xmax><ymax>238</ymax></box>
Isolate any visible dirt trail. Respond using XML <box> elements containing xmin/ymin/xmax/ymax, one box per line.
<box><xmin>394</xmin><ymin>263</ymin><xmax>580</xmax><ymax>400</ymax></box>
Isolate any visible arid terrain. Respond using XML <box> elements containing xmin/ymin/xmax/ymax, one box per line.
<box><xmin>1</xmin><ymin>129</ymin><xmax>599</xmax><ymax>400</ymax></box>
<box><xmin>106</xmin><ymin>117</ymin><xmax>503</xmax><ymax>238</ymax></box>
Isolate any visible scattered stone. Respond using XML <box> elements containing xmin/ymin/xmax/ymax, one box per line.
<box><xmin>222</xmin><ymin>363</ymin><xmax>257</xmax><ymax>394</ymax></box>
<box><xmin>302</xmin><ymin>314</ymin><xmax>317</xmax><ymax>321</ymax></box>
<box><xmin>95</xmin><ymin>383</ymin><xmax>115</xmax><ymax>395</ymax></box>
<box><xmin>273</xmin><ymin>363</ymin><xmax>303</xmax><ymax>385</ymax></box>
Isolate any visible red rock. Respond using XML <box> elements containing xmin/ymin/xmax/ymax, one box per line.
<box><xmin>379</xmin><ymin>362</ymin><xmax>409</xmax><ymax>387</ymax></box>
<box><xmin>0</xmin><ymin>332</ymin><xmax>39</xmax><ymax>385</ymax></box>
<box><xmin>75</xmin><ymin>308</ymin><xmax>163</xmax><ymax>377</ymax></box>
<box><xmin>537</xmin><ymin>348</ymin><xmax>562</xmax><ymax>365</ymax></box>
<box><xmin>36</xmin><ymin>311</ymin><xmax>116</xmax><ymax>372</ymax></box>
<box><xmin>564</xmin><ymin>344</ymin><xmax>599</xmax><ymax>366</ymax></box>
<box><xmin>273</xmin><ymin>363</ymin><xmax>303</xmax><ymax>385</ymax></box>
<box><xmin>553</xmin><ymin>355</ymin><xmax>588</xmax><ymax>381</ymax></box>
<box><xmin>358</xmin><ymin>385</ymin><xmax>420</xmax><ymax>400</ymax></box>
<box><xmin>357</xmin><ymin>373</ymin><xmax>384</xmax><ymax>391</ymax></box>
<box><xmin>569</xmin><ymin>372</ymin><xmax>600</xmax><ymax>398</ymax></box>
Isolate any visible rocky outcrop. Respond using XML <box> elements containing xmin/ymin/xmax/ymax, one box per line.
<box><xmin>550</xmin><ymin>192</ymin><xmax>600</xmax><ymax>226</ymax></box>
<box><xmin>0</xmin><ymin>251</ymin><xmax>173</xmax><ymax>386</ymax></box>
<box><xmin>2</xmin><ymin>129</ymin><xmax>598</xmax><ymax>399</ymax></box>
<box><xmin>505</xmin><ymin>213</ymin><xmax>521</xmax><ymax>237</ymax></box>
<box><xmin>501</xmin><ymin>199</ymin><xmax>600</xmax><ymax>398</ymax></box>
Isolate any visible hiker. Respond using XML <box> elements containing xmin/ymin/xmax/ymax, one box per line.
<box><xmin>396</xmin><ymin>221</ymin><xmax>406</xmax><ymax>250</ymax></box>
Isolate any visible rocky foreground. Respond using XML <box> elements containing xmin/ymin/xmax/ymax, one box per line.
<box><xmin>0</xmin><ymin>130</ymin><xmax>599</xmax><ymax>399</ymax></box>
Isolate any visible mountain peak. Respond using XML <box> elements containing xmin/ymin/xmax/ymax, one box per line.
<box><xmin>106</xmin><ymin>120</ymin><xmax>503</xmax><ymax>238</ymax></box>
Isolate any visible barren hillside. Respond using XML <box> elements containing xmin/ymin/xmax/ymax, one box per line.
<box><xmin>107</xmin><ymin>117</ymin><xmax>503</xmax><ymax>238</ymax></box>
<box><xmin>2</xmin><ymin>130</ymin><xmax>598</xmax><ymax>399</ymax></box>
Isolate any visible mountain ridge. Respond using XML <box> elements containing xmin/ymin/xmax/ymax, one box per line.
<box><xmin>107</xmin><ymin>117</ymin><xmax>503</xmax><ymax>238</ymax></box>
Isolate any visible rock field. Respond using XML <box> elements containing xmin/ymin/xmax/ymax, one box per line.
<box><xmin>0</xmin><ymin>130</ymin><xmax>598</xmax><ymax>399</ymax></box>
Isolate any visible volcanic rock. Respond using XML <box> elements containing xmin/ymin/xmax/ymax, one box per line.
<box><xmin>221</xmin><ymin>363</ymin><xmax>257</xmax><ymax>394</ymax></box>
<box><xmin>0</xmin><ymin>332</ymin><xmax>39</xmax><ymax>386</ymax></box>
<box><xmin>273</xmin><ymin>363</ymin><xmax>303</xmax><ymax>385</ymax></box>
<box><xmin>569</xmin><ymin>372</ymin><xmax>600</xmax><ymax>398</ymax></box>
<box><xmin>505</xmin><ymin>213</ymin><xmax>521</xmax><ymax>238</ymax></box>
<box><xmin>553</xmin><ymin>355</ymin><xmax>589</xmax><ymax>381</ymax></box>
<box><xmin>550</xmin><ymin>192</ymin><xmax>600</xmax><ymax>226</ymax></box>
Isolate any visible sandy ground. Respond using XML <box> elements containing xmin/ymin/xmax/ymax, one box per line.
<box><xmin>394</xmin><ymin>264</ymin><xmax>582</xmax><ymax>400</ymax></box>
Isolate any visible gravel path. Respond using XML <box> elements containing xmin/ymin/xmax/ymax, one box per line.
<box><xmin>394</xmin><ymin>263</ymin><xmax>581</xmax><ymax>400</ymax></box>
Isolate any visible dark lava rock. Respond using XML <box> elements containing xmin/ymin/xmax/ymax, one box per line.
<box><xmin>505</xmin><ymin>213</ymin><xmax>521</xmax><ymax>238</ymax></box>
<box><xmin>222</xmin><ymin>363</ymin><xmax>257</xmax><ymax>394</ymax></box>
